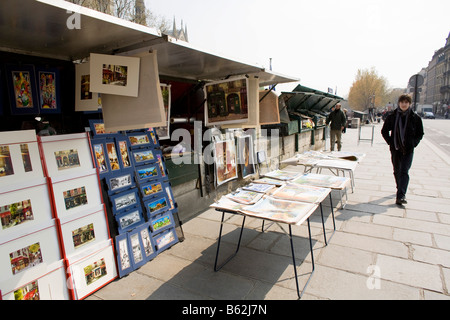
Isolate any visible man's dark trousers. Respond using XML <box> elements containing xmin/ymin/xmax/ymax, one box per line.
<box><xmin>391</xmin><ymin>149</ymin><xmax>414</xmax><ymax>200</ymax></box>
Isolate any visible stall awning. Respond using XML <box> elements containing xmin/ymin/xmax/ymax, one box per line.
<box><xmin>0</xmin><ymin>0</ymin><xmax>298</xmax><ymax>86</ymax></box>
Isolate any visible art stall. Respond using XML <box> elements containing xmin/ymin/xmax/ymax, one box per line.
<box><xmin>0</xmin><ymin>0</ymin><xmax>298</xmax><ymax>300</ymax></box>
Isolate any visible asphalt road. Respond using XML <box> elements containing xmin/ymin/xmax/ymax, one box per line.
<box><xmin>422</xmin><ymin>119</ymin><xmax>450</xmax><ymax>158</ymax></box>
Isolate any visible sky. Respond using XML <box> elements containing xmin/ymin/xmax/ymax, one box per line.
<box><xmin>144</xmin><ymin>0</ymin><xmax>450</xmax><ymax>98</ymax></box>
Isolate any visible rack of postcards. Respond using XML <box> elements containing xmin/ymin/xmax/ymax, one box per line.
<box><xmin>88</xmin><ymin>120</ymin><xmax>179</xmax><ymax>279</ymax></box>
<box><xmin>0</xmin><ymin>130</ymin><xmax>69</xmax><ymax>300</ymax></box>
<box><xmin>38</xmin><ymin>132</ymin><xmax>118</xmax><ymax>300</ymax></box>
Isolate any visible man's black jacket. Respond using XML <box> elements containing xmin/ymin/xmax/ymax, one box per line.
<box><xmin>381</xmin><ymin>108</ymin><xmax>424</xmax><ymax>153</ymax></box>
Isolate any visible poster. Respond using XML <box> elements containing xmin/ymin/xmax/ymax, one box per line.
<box><xmin>214</xmin><ymin>140</ymin><xmax>238</xmax><ymax>186</ymax></box>
<box><xmin>237</xmin><ymin>135</ymin><xmax>256</xmax><ymax>178</ymax></box>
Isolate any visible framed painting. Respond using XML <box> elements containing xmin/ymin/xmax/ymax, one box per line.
<box><xmin>113</xmin><ymin>134</ymin><xmax>132</xmax><ymax>170</ymax></box>
<box><xmin>204</xmin><ymin>77</ymin><xmax>249</xmax><ymax>126</ymax></box>
<box><xmin>131</xmin><ymin>148</ymin><xmax>156</xmax><ymax>167</ymax></box>
<box><xmin>144</xmin><ymin>195</ymin><xmax>169</xmax><ymax>219</ymax></box>
<box><xmin>115</xmin><ymin>206</ymin><xmax>144</xmax><ymax>234</ymax></box>
<box><xmin>90</xmin><ymin>53</ymin><xmax>140</xmax><ymax>97</ymax></box>
<box><xmin>88</xmin><ymin>119</ymin><xmax>117</xmax><ymax>137</ymax></box>
<box><xmin>114</xmin><ymin>233</ymin><xmax>133</xmax><ymax>278</ymax></box>
<box><xmin>75</xmin><ymin>62</ymin><xmax>101</xmax><ymax>112</ymax></box>
<box><xmin>148</xmin><ymin>128</ymin><xmax>160</xmax><ymax>148</ymax></box>
<box><xmin>137</xmin><ymin>223</ymin><xmax>157</xmax><ymax>262</ymax></box>
<box><xmin>154</xmin><ymin>228</ymin><xmax>178</xmax><ymax>252</ymax></box>
<box><xmin>237</xmin><ymin>135</ymin><xmax>256</xmax><ymax>179</ymax></box>
<box><xmin>105</xmin><ymin>170</ymin><xmax>135</xmax><ymax>195</ymax></box>
<box><xmin>127</xmin><ymin>225</ymin><xmax>147</xmax><ymax>269</ymax></box>
<box><xmin>90</xmin><ymin>138</ymin><xmax>110</xmax><ymax>176</ymax></box>
<box><xmin>126</xmin><ymin>131</ymin><xmax>154</xmax><ymax>150</ymax></box>
<box><xmin>109</xmin><ymin>188</ymin><xmax>139</xmax><ymax>215</ymax></box>
<box><xmin>154</xmin><ymin>150</ymin><xmax>167</xmax><ymax>179</ymax></box>
<box><xmin>214</xmin><ymin>139</ymin><xmax>238</xmax><ymax>186</ymax></box>
<box><xmin>5</xmin><ymin>64</ymin><xmax>39</xmax><ymax>115</ymax></box>
<box><xmin>35</xmin><ymin>66</ymin><xmax>61</xmax><ymax>114</ymax></box>
<box><xmin>134</xmin><ymin>163</ymin><xmax>162</xmax><ymax>184</ymax></box>
<box><xmin>139</xmin><ymin>179</ymin><xmax>164</xmax><ymax>200</ymax></box>
<box><xmin>150</xmin><ymin>210</ymin><xmax>175</xmax><ymax>234</ymax></box>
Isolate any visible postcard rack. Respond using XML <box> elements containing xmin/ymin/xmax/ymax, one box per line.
<box><xmin>88</xmin><ymin>121</ymin><xmax>180</xmax><ymax>279</ymax></box>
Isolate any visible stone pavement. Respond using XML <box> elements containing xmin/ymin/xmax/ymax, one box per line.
<box><xmin>87</xmin><ymin>122</ymin><xmax>450</xmax><ymax>300</ymax></box>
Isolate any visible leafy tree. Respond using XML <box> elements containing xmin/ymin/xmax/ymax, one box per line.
<box><xmin>348</xmin><ymin>68</ymin><xmax>389</xmax><ymax>111</ymax></box>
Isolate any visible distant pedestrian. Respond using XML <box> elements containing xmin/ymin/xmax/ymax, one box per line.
<box><xmin>326</xmin><ymin>103</ymin><xmax>346</xmax><ymax>151</ymax></box>
<box><xmin>381</xmin><ymin>94</ymin><xmax>424</xmax><ymax>206</ymax></box>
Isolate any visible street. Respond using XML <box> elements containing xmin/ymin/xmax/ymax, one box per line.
<box><xmin>422</xmin><ymin>119</ymin><xmax>450</xmax><ymax>158</ymax></box>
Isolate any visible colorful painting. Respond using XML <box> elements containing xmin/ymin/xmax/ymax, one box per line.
<box><xmin>72</xmin><ymin>223</ymin><xmax>95</xmax><ymax>249</ymax></box>
<box><xmin>14</xmin><ymin>281</ymin><xmax>40</xmax><ymax>300</ymax></box>
<box><xmin>38</xmin><ymin>71</ymin><xmax>57</xmax><ymax>109</ymax></box>
<box><xmin>20</xmin><ymin>144</ymin><xmax>33</xmax><ymax>172</ymax></box>
<box><xmin>0</xmin><ymin>199</ymin><xmax>34</xmax><ymax>230</ymax></box>
<box><xmin>9</xmin><ymin>242</ymin><xmax>43</xmax><ymax>275</ymax></box>
<box><xmin>214</xmin><ymin>140</ymin><xmax>238</xmax><ymax>186</ymax></box>
<box><xmin>0</xmin><ymin>145</ymin><xmax>14</xmax><ymax>177</ymax></box>
<box><xmin>63</xmin><ymin>186</ymin><xmax>88</xmax><ymax>210</ymax></box>
<box><xmin>237</xmin><ymin>135</ymin><xmax>256</xmax><ymax>178</ymax></box>
<box><xmin>84</xmin><ymin>258</ymin><xmax>107</xmax><ymax>286</ymax></box>
<box><xmin>272</xmin><ymin>183</ymin><xmax>331</xmax><ymax>203</ymax></box>
<box><xmin>54</xmin><ymin>149</ymin><xmax>80</xmax><ymax>171</ymax></box>
<box><xmin>106</xmin><ymin>142</ymin><xmax>120</xmax><ymax>171</ymax></box>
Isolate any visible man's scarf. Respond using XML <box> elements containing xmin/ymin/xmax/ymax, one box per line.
<box><xmin>393</xmin><ymin>108</ymin><xmax>410</xmax><ymax>151</ymax></box>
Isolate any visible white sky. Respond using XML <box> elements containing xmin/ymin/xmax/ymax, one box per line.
<box><xmin>145</xmin><ymin>0</ymin><xmax>450</xmax><ymax>98</ymax></box>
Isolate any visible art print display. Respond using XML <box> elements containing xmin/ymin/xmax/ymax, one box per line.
<box><xmin>226</xmin><ymin>189</ymin><xmax>263</xmax><ymax>205</ymax></box>
<box><xmin>135</xmin><ymin>164</ymin><xmax>161</xmax><ymax>182</ymax></box>
<box><xmin>36</xmin><ymin>67</ymin><xmax>60</xmax><ymax>113</ymax></box>
<box><xmin>84</xmin><ymin>258</ymin><xmax>107</xmax><ymax>286</ymax></box>
<box><xmin>154</xmin><ymin>84</ymin><xmax>171</xmax><ymax>140</ymax></box>
<box><xmin>117</xmin><ymin>139</ymin><xmax>131</xmax><ymax>169</ymax></box>
<box><xmin>14</xmin><ymin>281</ymin><xmax>40</xmax><ymax>300</ymax></box>
<box><xmin>205</xmin><ymin>77</ymin><xmax>249</xmax><ymax>126</ymax></box>
<box><xmin>263</xmin><ymin>169</ymin><xmax>302</xmax><ymax>181</ymax></box>
<box><xmin>72</xmin><ymin>223</ymin><xmax>96</xmax><ymax>249</ymax></box>
<box><xmin>116</xmin><ymin>208</ymin><xmax>143</xmax><ymax>233</ymax></box>
<box><xmin>148</xmin><ymin>128</ymin><xmax>160</xmax><ymax>148</ymax></box>
<box><xmin>63</xmin><ymin>186</ymin><xmax>88</xmax><ymax>210</ymax></box>
<box><xmin>110</xmin><ymin>189</ymin><xmax>138</xmax><ymax>214</ymax></box>
<box><xmin>214</xmin><ymin>140</ymin><xmax>238</xmax><ymax>186</ymax></box>
<box><xmin>54</xmin><ymin>149</ymin><xmax>81</xmax><ymax>171</ymax></box>
<box><xmin>140</xmin><ymin>180</ymin><xmax>163</xmax><ymax>199</ymax></box>
<box><xmin>88</xmin><ymin>120</ymin><xmax>116</xmax><ymax>137</ymax></box>
<box><xmin>292</xmin><ymin>173</ymin><xmax>349</xmax><ymax>189</ymax></box>
<box><xmin>239</xmin><ymin>196</ymin><xmax>317</xmax><ymax>225</ymax></box>
<box><xmin>154</xmin><ymin>228</ymin><xmax>178</xmax><ymax>251</ymax></box>
<box><xmin>91</xmin><ymin>139</ymin><xmax>109</xmax><ymax>175</ymax></box>
<box><xmin>155</xmin><ymin>151</ymin><xmax>166</xmax><ymax>178</ymax></box>
<box><xmin>90</xmin><ymin>53</ymin><xmax>140</xmax><ymax>97</ymax></box>
<box><xmin>105</xmin><ymin>141</ymin><xmax>120</xmax><ymax>171</ymax></box>
<box><xmin>210</xmin><ymin>196</ymin><xmax>249</xmax><ymax>212</ymax></box>
<box><xmin>241</xmin><ymin>183</ymin><xmax>276</xmax><ymax>194</ymax></box>
<box><xmin>272</xmin><ymin>183</ymin><xmax>331</xmax><ymax>204</ymax></box>
<box><xmin>129</xmin><ymin>232</ymin><xmax>144</xmax><ymax>268</ymax></box>
<box><xmin>0</xmin><ymin>145</ymin><xmax>14</xmax><ymax>177</ymax></box>
<box><xmin>139</xmin><ymin>224</ymin><xmax>155</xmax><ymax>260</ymax></box>
<box><xmin>115</xmin><ymin>234</ymin><xmax>132</xmax><ymax>277</ymax></box>
<box><xmin>107</xmin><ymin>172</ymin><xmax>134</xmax><ymax>193</ymax></box>
<box><xmin>237</xmin><ymin>135</ymin><xmax>256</xmax><ymax>178</ymax></box>
<box><xmin>127</xmin><ymin>132</ymin><xmax>152</xmax><ymax>148</ymax></box>
<box><xmin>20</xmin><ymin>144</ymin><xmax>33</xmax><ymax>172</ymax></box>
<box><xmin>150</xmin><ymin>211</ymin><xmax>174</xmax><ymax>233</ymax></box>
<box><xmin>5</xmin><ymin>64</ymin><xmax>39</xmax><ymax>115</ymax></box>
<box><xmin>132</xmin><ymin>149</ymin><xmax>155</xmax><ymax>166</ymax></box>
<box><xmin>1</xmin><ymin>199</ymin><xmax>34</xmax><ymax>230</ymax></box>
<box><xmin>165</xmin><ymin>185</ymin><xmax>175</xmax><ymax>210</ymax></box>
<box><xmin>75</xmin><ymin>62</ymin><xmax>101</xmax><ymax>112</ymax></box>
<box><xmin>145</xmin><ymin>196</ymin><xmax>168</xmax><ymax>217</ymax></box>
<box><xmin>9</xmin><ymin>242</ymin><xmax>43</xmax><ymax>275</ymax></box>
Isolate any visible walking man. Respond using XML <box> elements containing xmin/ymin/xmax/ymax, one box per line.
<box><xmin>326</xmin><ymin>103</ymin><xmax>347</xmax><ymax>151</ymax></box>
<box><xmin>381</xmin><ymin>94</ymin><xmax>424</xmax><ymax>206</ymax></box>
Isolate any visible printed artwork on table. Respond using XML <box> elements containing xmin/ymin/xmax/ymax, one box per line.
<box><xmin>9</xmin><ymin>242</ymin><xmax>43</xmax><ymax>275</ymax></box>
<box><xmin>54</xmin><ymin>149</ymin><xmax>81</xmax><ymax>171</ymax></box>
<box><xmin>72</xmin><ymin>223</ymin><xmax>96</xmax><ymax>249</ymax></box>
<box><xmin>0</xmin><ymin>145</ymin><xmax>14</xmax><ymax>177</ymax></box>
<box><xmin>20</xmin><ymin>144</ymin><xmax>33</xmax><ymax>172</ymax></box>
<box><xmin>14</xmin><ymin>281</ymin><xmax>40</xmax><ymax>300</ymax></box>
<box><xmin>0</xmin><ymin>199</ymin><xmax>34</xmax><ymax>230</ymax></box>
<box><xmin>63</xmin><ymin>186</ymin><xmax>88</xmax><ymax>210</ymax></box>
<box><xmin>84</xmin><ymin>258</ymin><xmax>107</xmax><ymax>286</ymax></box>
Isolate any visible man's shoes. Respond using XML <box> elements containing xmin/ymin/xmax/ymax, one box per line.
<box><xmin>396</xmin><ymin>198</ymin><xmax>407</xmax><ymax>205</ymax></box>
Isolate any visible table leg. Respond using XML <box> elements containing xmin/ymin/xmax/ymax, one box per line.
<box><xmin>214</xmin><ymin>211</ymin><xmax>246</xmax><ymax>272</ymax></box>
<box><xmin>289</xmin><ymin>218</ymin><xmax>315</xmax><ymax>299</ymax></box>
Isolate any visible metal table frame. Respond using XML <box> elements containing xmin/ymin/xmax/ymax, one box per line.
<box><xmin>213</xmin><ymin>196</ymin><xmax>336</xmax><ymax>300</ymax></box>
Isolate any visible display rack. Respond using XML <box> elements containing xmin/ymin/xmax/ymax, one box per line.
<box><xmin>88</xmin><ymin>123</ymin><xmax>181</xmax><ymax>279</ymax></box>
